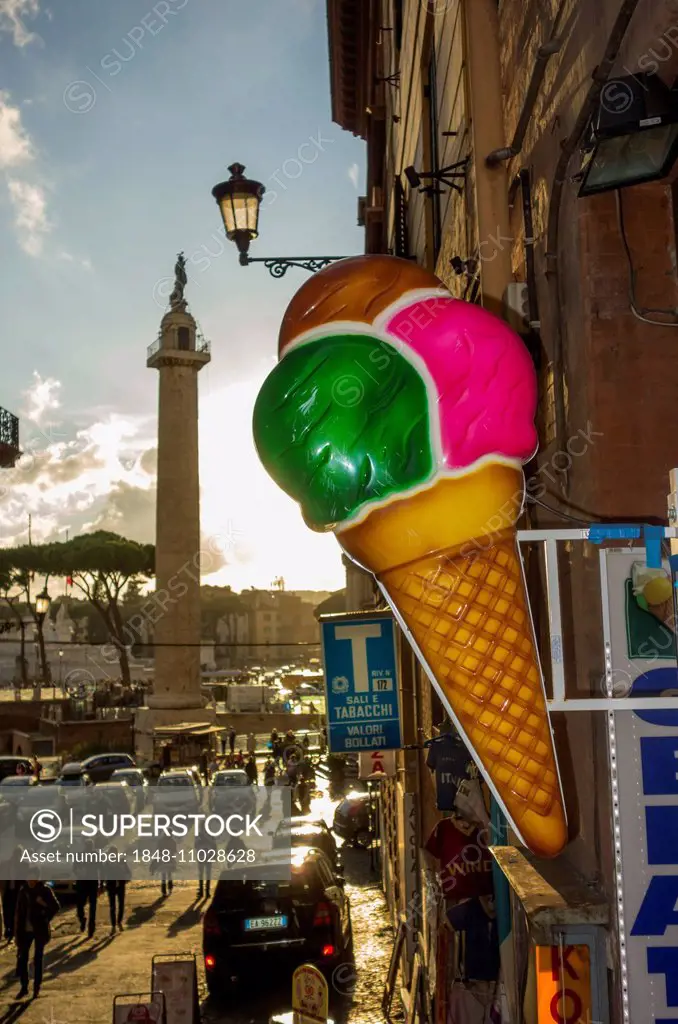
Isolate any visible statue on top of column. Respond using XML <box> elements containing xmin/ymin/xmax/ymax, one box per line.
<box><xmin>169</xmin><ymin>252</ymin><xmax>188</xmax><ymax>309</ymax></box>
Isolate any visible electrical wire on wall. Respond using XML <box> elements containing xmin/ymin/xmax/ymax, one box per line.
<box><xmin>615</xmin><ymin>188</ymin><xmax>678</xmax><ymax>326</ymax></box>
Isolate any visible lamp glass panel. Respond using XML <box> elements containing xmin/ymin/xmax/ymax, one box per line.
<box><xmin>583</xmin><ymin>125</ymin><xmax>678</xmax><ymax>191</ymax></box>
<box><xmin>220</xmin><ymin>195</ymin><xmax>237</xmax><ymax>237</ymax></box>
<box><xmin>245</xmin><ymin>194</ymin><xmax>260</xmax><ymax>237</ymax></box>
<box><xmin>225</xmin><ymin>192</ymin><xmax>252</xmax><ymax>235</ymax></box>
<box><xmin>35</xmin><ymin>595</ymin><xmax>50</xmax><ymax>615</ymax></box>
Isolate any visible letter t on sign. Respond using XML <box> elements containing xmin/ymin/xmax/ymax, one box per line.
<box><xmin>333</xmin><ymin>624</ymin><xmax>383</xmax><ymax>693</ymax></box>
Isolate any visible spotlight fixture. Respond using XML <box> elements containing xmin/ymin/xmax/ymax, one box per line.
<box><xmin>403</xmin><ymin>159</ymin><xmax>469</xmax><ymax>196</ymax></box>
<box><xmin>577</xmin><ymin>73</ymin><xmax>678</xmax><ymax>197</ymax></box>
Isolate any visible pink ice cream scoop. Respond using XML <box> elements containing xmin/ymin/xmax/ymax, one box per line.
<box><xmin>380</xmin><ymin>295</ymin><xmax>538</xmax><ymax>470</ymax></box>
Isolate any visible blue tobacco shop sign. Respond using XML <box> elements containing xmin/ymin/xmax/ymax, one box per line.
<box><xmin>320</xmin><ymin>610</ymin><xmax>402</xmax><ymax>753</ymax></box>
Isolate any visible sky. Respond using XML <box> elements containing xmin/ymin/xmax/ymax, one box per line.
<box><xmin>0</xmin><ymin>0</ymin><xmax>366</xmax><ymax>593</ymax></box>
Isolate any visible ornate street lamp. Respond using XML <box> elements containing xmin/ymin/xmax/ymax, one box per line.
<box><xmin>211</xmin><ymin>162</ymin><xmax>346</xmax><ymax>278</ymax></box>
<box><xmin>211</xmin><ymin>163</ymin><xmax>265</xmax><ymax>266</ymax></box>
<box><xmin>35</xmin><ymin>588</ymin><xmax>51</xmax><ymax>622</ymax></box>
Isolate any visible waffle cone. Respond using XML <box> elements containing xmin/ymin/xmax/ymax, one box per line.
<box><xmin>338</xmin><ymin>465</ymin><xmax>567</xmax><ymax>858</ymax></box>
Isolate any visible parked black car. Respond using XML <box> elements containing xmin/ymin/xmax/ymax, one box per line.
<box><xmin>332</xmin><ymin>790</ymin><xmax>373</xmax><ymax>848</ymax></box>
<box><xmin>203</xmin><ymin>847</ymin><xmax>352</xmax><ymax>994</ymax></box>
<box><xmin>80</xmin><ymin>752</ymin><xmax>136</xmax><ymax>783</ymax></box>
<box><xmin>272</xmin><ymin>817</ymin><xmax>341</xmax><ymax>870</ymax></box>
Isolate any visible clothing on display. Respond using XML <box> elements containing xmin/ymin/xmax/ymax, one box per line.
<box><xmin>447</xmin><ymin>897</ymin><xmax>500</xmax><ymax>982</ymax></box>
<box><xmin>425</xmin><ymin>816</ymin><xmax>494</xmax><ymax>899</ymax></box>
<box><xmin>447</xmin><ymin>981</ymin><xmax>501</xmax><ymax>1024</ymax></box>
<box><xmin>426</xmin><ymin>733</ymin><xmax>476</xmax><ymax>811</ymax></box>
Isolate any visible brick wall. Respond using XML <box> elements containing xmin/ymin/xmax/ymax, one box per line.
<box><xmin>370</xmin><ymin>0</ymin><xmax>678</xmax><ymax>928</ymax></box>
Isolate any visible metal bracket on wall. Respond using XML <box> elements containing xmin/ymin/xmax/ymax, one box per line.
<box><xmin>517</xmin><ymin>526</ymin><xmax>678</xmax><ymax>711</ymax></box>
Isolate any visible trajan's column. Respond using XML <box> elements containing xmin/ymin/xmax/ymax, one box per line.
<box><xmin>136</xmin><ymin>254</ymin><xmax>211</xmax><ymax>755</ymax></box>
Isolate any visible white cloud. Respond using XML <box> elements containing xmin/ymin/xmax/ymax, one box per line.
<box><xmin>0</xmin><ymin>0</ymin><xmax>40</xmax><ymax>47</ymax></box>
<box><xmin>22</xmin><ymin>371</ymin><xmax>61</xmax><ymax>426</ymax></box>
<box><xmin>58</xmin><ymin>250</ymin><xmax>93</xmax><ymax>271</ymax></box>
<box><xmin>0</xmin><ymin>91</ymin><xmax>33</xmax><ymax>168</ymax></box>
<box><xmin>0</xmin><ymin>375</ymin><xmax>344</xmax><ymax>592</ymax></box>
<box><xmin>348</xmin><ymin>162</ymin><xmax>360</xmax><ymax>189</ymax></box>
<box><xmin>7</xmin><ymin>178</ymin><xmax>50</xmax><ymax>254</ymax></box>
<box><xmin>0</xmin><ymin>92</ymin><xmax>53</xmax><ymax>257</ymax></box>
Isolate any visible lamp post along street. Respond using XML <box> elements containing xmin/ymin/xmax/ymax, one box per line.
<box><xmin>211</xmin><ymin>163</ymin><xmax>347</xmax><ymax>275</ymax></box>
<box><xmin>34</xmin><ymin>587</ymin><xmax>51</xmax><ymax>687</ymax></box>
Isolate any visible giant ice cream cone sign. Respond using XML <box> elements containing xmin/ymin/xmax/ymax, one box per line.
<box><xmin>253</xmin><ymin>254</ymin><xmax>568</xmax><ymax>858</ymax></box>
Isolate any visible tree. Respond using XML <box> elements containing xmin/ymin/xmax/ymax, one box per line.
<box><xmin>0</xmin><ymin>569</ymin><xmax>29</xmax><ymax>685</ymax></box>
<box><xmin>0</xmin><ymin>532</ymin><xmax>155</xmax><ymax>687</ymax></box>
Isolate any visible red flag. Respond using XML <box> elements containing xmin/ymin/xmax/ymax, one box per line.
<box><xmin>66</xmin><ymin>576</ymin><xmax>73</xmax><ymax>586</ymax></box>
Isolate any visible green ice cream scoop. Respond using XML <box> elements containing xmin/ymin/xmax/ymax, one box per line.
<box><xmin>253</xmin><ymin>333</ymin><xmax>434</xmax><ymax>529</ymax></box>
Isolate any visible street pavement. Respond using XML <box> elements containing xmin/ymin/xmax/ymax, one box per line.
<box><xmin>0</xmin><ymin>814</ymin><xmax>393</xmax><ymax>1024</ymax></box>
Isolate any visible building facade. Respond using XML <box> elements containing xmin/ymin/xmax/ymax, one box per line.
<box><xmin>328</xmin><ymin>1</ymin><xmax>678</xmax><ymax>1020</ymax></box>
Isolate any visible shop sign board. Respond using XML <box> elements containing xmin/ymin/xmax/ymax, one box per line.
<box><xmin>320</xmin><ymin>611</ymin><xmax>402</xmax><ymax>753</ymax></box>
<box><xmin>359</xmin><ymin>750</ymin><xmax>396</xmax><ymax>778</ymax></box>
<box><xmin>112</xmin><ymin>994</ymin><xmax>165</xmax><ymax>1024</ymax></box>
<box><xmin>535</xmin><ymin>945</ymin><xmax>591</xmax><ymax>1023</ymax></box>
<box><xmin>151</xmin><ymin>955</ymin><xmax>198</xmax><ymax>1024</ymax></box>
<box><xmin>292</xmin><ymin>963</ymin><xmax>328</xmax><ymax>1024</ymax></box>
<box><xmin>602</xmin><ymin>549</ymin><xmax>678</xmax><ymax>1022</ymax></box>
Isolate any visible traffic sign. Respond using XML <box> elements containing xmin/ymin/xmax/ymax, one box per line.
<box><xmin>320</xmin><ymin>611</ymin><xmax>402</xmax><ymax>754</ymax></box>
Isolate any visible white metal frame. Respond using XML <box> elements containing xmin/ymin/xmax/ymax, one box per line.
<box><xmin>517</xmin><ymin>526</ymin><xmax>678</xmax><ymax>711</ymax></box>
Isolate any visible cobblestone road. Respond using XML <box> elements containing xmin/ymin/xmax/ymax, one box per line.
<box><xmin>0</xmin><ymin>818</ymin><xmax>393</xmax><ymax>1024</ymax></box>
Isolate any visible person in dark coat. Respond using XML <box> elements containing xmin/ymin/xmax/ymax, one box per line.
<box><xmin>159</xmin><ymin>834</ymin><xmax>177</xmax><ymax>896</ymax></box>
<box><xmin>2</xmin><ymin>847</ymin><xmax>23</xmax><ymax>941</ymax></box>
<box><xmin>199</xmin><ymin>748</ymin><xmax>209</xmax><ymax>785</ymax></box>
<box><xmin>228</xmin><ymin>727</ymin><xmax>236</xmax><ymax>754</ymax></box>
<box><xmin>194</xmin><ymin>829</ymin><xmax>216</xmax><ymax>900</ymax></box>
<box><xmin>105</xmin><ymin>847</ymin><xmax>130</xmax><ymax>932</ymax></box>
<box><xmin>244</xmin><ymin>755</ymin><xmax>257</xmax><ymax>784</ymax></box>
<box><xmin>74</xmin><ymin>840</ymin><xmax>99</xmax><ymax>938</ymax></box>
<box><xmin>14</xmin><ymin>879</ymin><xmax>59</xmax><ymax>999</ymax></box>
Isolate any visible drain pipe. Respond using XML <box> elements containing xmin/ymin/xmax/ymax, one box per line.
<box><xmin>516</xmin><ymin>169</ymin><xmax>540</xmax><ymax>334</ymax></box>
<box><xmin>545</xmin><ymin>0</ymin><xmax>643</xmax><ymax>486</ymax></box>
<box><xmin>486</xmin><ymin>0</ymin><xmax>569</xmax><ymax>167</ymax></box>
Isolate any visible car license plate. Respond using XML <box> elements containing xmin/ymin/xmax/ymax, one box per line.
<box><xmin>244</xmin><ymin>916</ymin><xmax>288</xmax><ymax>931</ymax></box>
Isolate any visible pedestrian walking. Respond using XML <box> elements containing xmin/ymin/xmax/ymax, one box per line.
<box><xmin>75</xmin><ymin>841</ymin><xmax>100</xmax><ymax>938</ymax></box>
<box><xmin>296</xmin><ymin>776</ymin><xmax>311</xmax><ymax>815</ymax></box>
<box><xmin>30</xmin><ymin>755</ymin><xmax>42</xmax><ymax>781</ymax></box>
<box><xmin>245</xmin><ymin>754</ymin><xmax>258</xmax><ymax>785</ymax></box>
<box><xmin>264</xmin><ymin>758</ymin><xmax>276</xmax><ymax>786</ymax></box>
<box><xmin>246</xmin><ymin>731</ymin><xmax>256</xmax><ymax>756</ymax></box>
<box><xmin>15</xmin><ymin>878</ymin><xmax>59</xmax><ymax>999</ymax></box>
<box><xmin>162</xmin><ymin>744</ymin><xmax>172</xmax><ymax>770</ymax></box>
<box><xmin>194</xmin><ymin>829</ymin><xmax>216</xmax><ymax>899</ymax></box>
<box><xmin>228</xmin><ymin>726</ymin><xmax>236</xmax><ymax>754</ymax></box>
<box><xmin>199</xmin><ymin>748</ymin><xmax>209</xmax><ymax>785</ymax></box>
<box><xmin>105</xmin><ymin>849</ymin><xmax>130</xmax><ymax>932</ymax></box>
<box><xmin>286</xmin><ymin>755</ymin><xmax>299</xmax><ymax>785</ymax></box>
<box><xmin>2</xmin><ymin>847</ymin><xmax>23</xmax><ymax>941</ymax></box>
<box><xmin>235</xmin><ymin>748</ymin><xmax>245</xmax><ymax>767</ymax></box>
<box><xmin>159</xmin><ymin>834</ymin><xmax>177</xmax><ymax>896</ymax></box>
